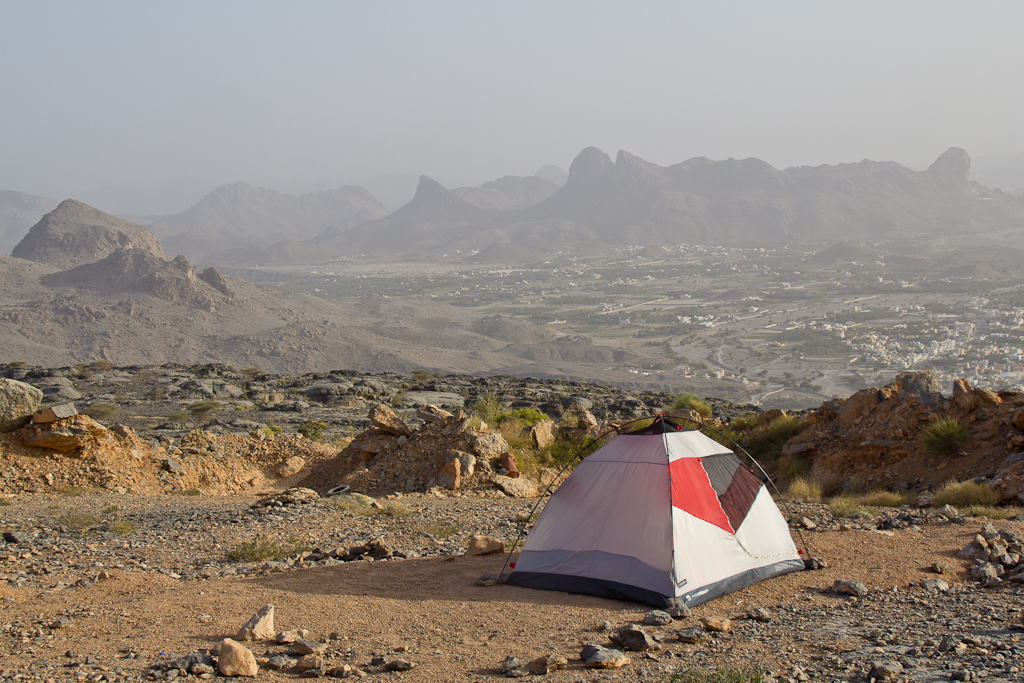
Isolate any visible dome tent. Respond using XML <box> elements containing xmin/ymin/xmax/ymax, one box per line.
<box><xmin>505</xmin><ymin>416</ymin><xmax>804</xmax><ymax>608</ymax></box>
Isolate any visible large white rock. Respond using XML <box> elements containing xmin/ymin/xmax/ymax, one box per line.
<box><xmin>0</xmin><ymin>378</ymin><xmax>43</xmax><ymax>432</ymax></box>
<box><xmin>217</xmin><ymin>638</ymin><xmax>257</xmax><ymax>677</ymax></box>
<box><xmin>235</xmin><ymin>604</ymin><xmax>275</xmax><ymax>641</ymax></box>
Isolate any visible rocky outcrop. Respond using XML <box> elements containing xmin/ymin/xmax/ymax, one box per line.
<box><xmin>789</xmin><ymin>372</ymin><xmax>1024</xmax><ymax>501</ymax></box>
<box><xmin>13</xmin><ymin>199</ymin><xmax>166</xmax><ymax>269</ymax></box>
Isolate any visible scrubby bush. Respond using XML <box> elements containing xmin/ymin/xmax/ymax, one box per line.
<box><xmin>858</xmin><ymin>489</ymin><xmax>911</xmax><ymax>507</ymax></box>
<box><xmin>728</xmin><ymin>412</ymin><xmax>761</xmax><ymax>432</ymax></box>
<box><xmin>225</xmin><ymin>536</ymin><xmax>309</xmax><ymax>562</ymax></box>
<box><xmin>933</xmin><ymin>480</ymin><xmax>1000</xmax><ymax>508</ymax></box>
<box><xmin>671</xmin><ymin>392</ymin><xmax>712</xmax><ymax>419</ymax></box>
<box><xmin>82</xmin><ymin>403</ymin><xmax>119</xmax><ymax>421</ymax></box>
<box><xmin>188</xmin><ymin>400</ymin><xmax>222</xmax><ymax>423</ymax></box>
<box><xmin>671</xmin><ymin>667</ymin><xmax>764</xmax><ymax>683</ymax></box>
<box><xmin>744</xmin><ymin>414</ymin><xmax>802</xmax><ymax>463</ymax></box>
<box><xmin>703</xmin><ymin>425</ymin><xmax>741</xmax><ymax>449</ymax></box>
<box><xmin>498</xmin><ymin>408</ymin><xmax>549</xmax><ymax>426</ymax></box>
<box><xmin>787</xmin><ymin>477</ymin><xmax>822</xmax><ymax>502</ymax></box>
<box><xmin>299</xmin><ymin>420</ymin><xmax>328</xmax><ymax>440</ymax></box>
<box><xmin>90</xmin><ymin>360</ymin><xmax>114</xmax><ymax>371</ymax></box>
<box><xmin>470</xmin><ymin>391</ymin><xmax>503</xmax><ymax>425</ymax></box>
<box><xmin>920</xmin><ymin>417</ymin><xmax>969</xmax><ymax>457</ymax></box>
<box><xmin>829</xmin><ymin>495</ymin><xmax>865</xmax><ymax>518</ymax></box>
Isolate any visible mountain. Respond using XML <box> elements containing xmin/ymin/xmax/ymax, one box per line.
<box><xmin>12</xmin><ymin>200</ymin><xmax>166</xmax><ymax>269</ymax></box>
<box><xmin>315</xmin><ymin>147</ymin><xmax>1024</xmax><ymax>258</ymax></box>
<box><xmin>0</xmin><ymin>191</ymin><xmax>61</xmax><ymax>256</ymax></box>
<box><xmin>535</xmin><ymin>164</ymin><xmax>569</xmax><ymax>186</ymax></box>
<box><xmin>148</xmin><ymin>183</ymin><xmax>391</xmax><ymax>265</ymax></box>
<box><xmin>0</xmin><ymin>199</ymin><xmax>664</xmax><ymax>377</ymax></box>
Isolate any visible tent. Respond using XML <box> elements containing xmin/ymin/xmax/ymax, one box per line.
<box><xmin>505</xmin><ymin>417</ymin><xmax>804</xmax><ymax>608</ymax></box>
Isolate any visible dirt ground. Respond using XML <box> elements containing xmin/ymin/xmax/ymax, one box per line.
<box><xmin>2</xmin><ymin>494</ymin><xmax>1021</xmax><ymax>683</ymax></box>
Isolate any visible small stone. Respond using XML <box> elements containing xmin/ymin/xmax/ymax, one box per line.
<box><xmin>931</xmin><ymin>562</ymin><xmax>949</xmax><ymax>574</ymax></box>
<box><xmin>295</xmin><ymin>654</ymin><xmax>324</xmax><ymax>672</ymax></box>
<box><xmin>799</xmin><ymin>517</ymin><xmax>817</xmax><ymax>529</ymax></box>
<box><xmin>867</xmin><ymin>661</ymin><xmax>903</xmax><ymax>681</ymax></box>
<box><xmin>475</xmin><ymin>573</ymin><xmax>500</xmax><ymax>587</ymax></box>
<box><xmin>291</xmin><ymin>641</ymin><xmax>326</xmax><ymax>655</ymax></box>
<box><xmin>581</xmin><ymin>644</ymin><xmax>630</xmax><ymax>669</ymax></box>
<box><xmin>833</xmin><ymin>578</ymin><xmax>868</xmax><ymax>596</ymax></box>
<box><xmin>526</xmin><ymin>654</ymin><xmax>567</xmax><ymax>675</ymax></box>
<box><xmin>610</xmin><ymin>625</ymin><xmax>659</xmax><ymax>651</ymax></box>
<box><xmin>922</xmin><ymin>578</ymin><xmax>949</xmax><ymax>592</ymax></box>
<box><xmin>264</xmin><ymin>655</ymin><xmax>292</xmax><ymax>671</ymax></box>
<box><xmin>498</xmin><ymin>656</ymin><xmax>523</xmax><ymax>673</ymax></box>
<box><xmin>466</xmin><ymin>535</ymin><xmax>504</xmax><ymax>556</ymax></box>
<box><xmin>677</xmin><ymin>626</ymin><xmax>708</xmax><ymax>644</ymax></box>
<box><xmin>666</xmin><ymin>605</ymin><xmax>692</xmax><ymax>619</ymax></box>
<box><xmin>745</xmin><ymin>608</ymin><xmax>771</xmax><ymax>622</ymax></box>
<box><xmin>325</xmin><ymin>665</ymin><xmax>352</xmax><ymax>677</ymax></box>
<box><xmin>700</xmin><ymin>617</ymin><xmax>731</xmax><ymax>632</ymax></box>
<box><xmin>235</xmin><ymin>604</ymin><xmax>275</xmax><ymax>642</ymax></box>
<box><xmin>217</xmin><ymin>639</ymin><xmax>257</xmax><ymax>677</ymax></box>
<box><xmin>936</xmin><ymin>504</ymin><xmax>959</xmax><ymax>520</ymax></box>
<box><xmin>643</xmin><ymin>610</ymin><xmax>673</xmax><ymax>626</ymax></box>
<box><xmin>383</xmin><ymin>660</ymin><xmax>416</xmax><ymax>672</ymax></box>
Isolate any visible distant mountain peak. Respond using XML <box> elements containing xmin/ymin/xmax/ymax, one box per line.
<box><xmin>567</xmin><ymin>147</ymin><xmax>615</xmax><ymax>185</ymax></box>
<box><xmin>928</xmin><ymin>147</ymin><xmax>971</xmax><ymax>189</ymax></box>
<box><xmin>13</xmin><ymin>199</ymin><xmax>165</xmax><ymax>269</ymax></box>
<box><xmin>413</xmin><ymin>175</ymin><xmax>453</xmax><ymax>202</ymax></box>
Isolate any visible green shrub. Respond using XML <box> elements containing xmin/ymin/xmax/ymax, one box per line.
<box><xmin>82</xmin><ymin>403</ymin><xmax>119</xmax><ymax>421</ymax></box>
<box><xmin>470</xmin><ymin>391</ymin><xmax>503</xmax><ymax>424</ymax></box>
<box><xmin>299</xmin><ymin>420</ymin><xmax>328</xmax><ymax>440</ymax></box>
<box><xmin>858</xmin><ymin>490</ymin><xmax>911</xmax><ymax>507</ymax></box>
<box><xmin>422</xmin><ymin>521</ymin><xmax>460</xmax><ymax>538</ymax></box>
<box><xmin>187</xmin><ymin>400</ymin><xmax>223</xmax><ymax>422</ymax></box>
<box><xmin>168</xmin><ymin>412</ymin><xmax>189</xmax><ymax>422</ymax></box>
<box><xmin>828</xmin><ymin>495</ymin><xmax>863</xmax><ymax>518</ymax></box>
<box><xmin>671</xmin><ymin>392</ymin><xmax>712</xmax><ymax>419</ymax></box>
<box><xmin>0</xmin><ymin>497</ymin><xmax>10</xmax><ymax>507</ymax></box>
<box><xmin>787</xmin><ymin>477</ymin><xmax>822</xmax><ymax>502</ymax></box>
<box><xmin>728</xmin><ymin>412</ymin><xmax>761</xmax><ymax>432</ymax></box>
<box><xmin>498</xmin><ymin>408</ymin><xmax>549</xmax><ymax>426</ymax></box>
<box><xmin>920</xmin><ymin>417</ymin><xmax>969</xmax><ymax>457</ymax></box>
<box><xmin>225</xmin><ymin>536</ymin><xmax>308</xmax><ymax>562</ymax></box>
<box><xmin>933</xmin><ymin>480</ymin><xmax>1000</xmax><ymax>508</ymax></box>
<box><xmin>704</xmin><ymin>426</ymin><xmax>742</xmax><ymax>449</ymax></box>
<box><xmin>56</xmin><ymin>509</ymin><xmax>101</xmax><ymax>531</ymax></box>
<box><xmin>498</xmin><ymin>420</ymin><xmax>534</xmax><ymax>451</ymax></box>
<box><xmin>671</xmin><ymin>667</ymin><xmax>764</xmax><ymax>683</ymax></box>
<box><xmin>744</xmin><ymin>414</ymin><xmax>802</xmax><ymax>463</ymax></box>
<box><xmin>180</xmin><ymin>489</ymin><xmax>202</xmax><ymax>496</ymax></box>
<box><xmin>110</xmin><ymin>517</ymin><xmax>136</xmax><ymax>535</ymax></box>
<box><xmin>960</xmin><ymin>505</ymin><xmax>1023</xmax><ymax>520</ymax></box>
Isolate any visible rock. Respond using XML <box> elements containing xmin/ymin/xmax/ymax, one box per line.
<box><xmin>31</xmin><ymin>403</ymin><xmax>78</xmax><ymax>423</ymax></box>
<box><xmin>265</xmin><ymin>655</ymin><xmax>292</xmax><ymax>671</ymax></box>
<box><xmin>867</xmin><ymin>661</ymin><xmax>903</xmax><ymax>681</ymax></box>
<box><xmin>438</xmin><ymin>459</ymin><xmax>461</xmax><ymax>490</ymax></box>
<box><xmin>526</xmin><ymin>654</ymin><xmax>566</xmax><ymax>675</ymax></box>
<box><xmin>162</xmin><ymin>458</ymin><xmax>180</xmax><ymax>473</ymax></box>
<box><xmin>295</xmin><ymin>654</ymin><xmax>324</xmax><ymax>671</ymax></box>
<box><xmin>643</xmin><ymin>610</ymin><xmax>673</xmax><ymax>626</ymax></box>
<box><xmin>498</xmin><ymin>656</ymin><xmax>523</xmax><ymax>673</ymax></box>
<box><xmin>416</xmin><ymin>405</ymin><xmax>453</xmax><ymax>423</ymax></box>
<box><xmin>277</xmin><ymin>456</ymin><xmax>305</xmax><ymax>478</ymax></box>
<box><xmin>382</xmin><ymin>660</ymin><xmax>416</xmax><ymax>672</ymax></box>
<box><xmin>833</xmin><ymin>578</ymin><xmax>868</xmax><ymax>596</ymax></box>
<box><xmin>235</xmin><ymin>604</ymin><xmax>275</xmax><ymax>642</ymax></box>
<box><xmin>700</xmin><ymin>617</ymin><xmax>731</xmax><ymax>632</ymax></box>
<box><xmin>473</xmin><ymin>433</ymin><xmax>511</xmax><ymax>460</ymax></box>
<box><xmin>530</xmin><ymin>419</ymin><xmax>557</xmax><ymax>449</ymax></box>
<box><xmin>499</xmin><ymin>451</ymin><xmax>519</xmax><ymax>477</ymax></box>
<box><xmin>799</xmin><ymin>517</ymin><xmax>817</xmax><ymax>529</ymax></box>
<box><xmin>744</xmin><ymin>608</ymin><xmax>772</xmax><ymax>622</ymax></box>
<box><xmin>475</xmin><ymin>573</ymin><xmax>500</xmax><ymax>587</ymax></box>
<box><xmin>292</xmin><ymin>640</ymin><xmax>326</xmax><ymax>655</ymax></box>
<box><xmin>953</xmin><ymin>379</ymin><xmax>980</xmax><ymax>414</ymax></box>
<box><xmin>275</xmin><ymin>629</ymin><xmax>306</xmax><ymax>644</ymax></box>
<box><xmin>368</xmin><ymin>404</ymin><xmax>411</xmax><ymax>436</ymax></box>
<box><xmin>676</xmin><ymin>626</ymin><xmax>708</xmax><ymax>644</ymax></box>
<box><xmin>921</xmin><ymin>578</ymin><xmax>950</xmax><ymax>592</ymax></box>
<box><xmin>936</xmin><ymin>504</ymin><xmax>960</xmax><ymax>520</ymax></box>
<box><xmin>457</xmin><ymin>451</ymin><xmax>476</xmax><ymax>478</ymax></box>
<box><xmin>3</xmin><ymin>531</ymin><xmax>28</xmax><ymax>543</ymax></box>
<box><xmin>493</xmin><ymin>475</ymin><xmax>536</xmax><ymax>498</ymax></box>
<box><xmin>466</xmin><ymin>535</ymin><xmax>504</xmax><ymax>556</ymax></box>
<box><xmin>1013</xmin><ymin>407</ymin><xmax>1024</xmax><ymax>431</ymax></box>
<box><xmin>0</xmin><ymin>378</ymin><xmax>44</xmax><ymax>431</ymax></box>
<box><xmin>217</xmin><ymin>639</ymin><xmax>257</xmax><ymax>677</ymax></box>
<box><xmin>580</xmin><ymin>644</ymin><xmax>630</xmax><ymax>669</ymax></box>
<box><xmin>930</xmin><ymin>562</ymin><xmax>949</xmax><ymax>574</ymax></box>
<box><xmin>666</xmin><ymin>605</ymin><xmax>692</xmax><ymax>619</ymax></box>
<box><xmin>21</xmin><ymin>415</ymin><xmax>107</xmax><ymax>452</ymax></box>
<box><xmin>610</xmin><ymin>624</ymin><xmax>658</xmax><ymax>651</ymax></box>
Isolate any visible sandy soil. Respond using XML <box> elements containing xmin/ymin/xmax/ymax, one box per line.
<box><xmin>2</xmin><ymin>494</ymin><xmax>1021</xmax><ymax>682</ymax></box>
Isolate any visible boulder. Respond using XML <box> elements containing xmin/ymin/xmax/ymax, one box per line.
<box><xmin>471</xmin><ymin>432</ymin><xmax>510</xmax><ymax>460</ymax></box>
<box><xmin>0</xmin><ymin>378</ymin><xmax>44</xmax><ymax>432</ymax></box>
<box><xmin>236</xmin><ymin>604</ymin><xmax>275</xmax><ymax>642</ymax></box>
<box><xmin>416</xmin><ymin>404</ymin><xmax>453</xmax><ymax>423</ymax></box>
<box><xmin>493</xmin><ymin>475</ymin><xmax>536</xmax><ymax>498</ymax></box>
<box><xmin>466</xmin><ymin>535</ymin><xmax>504</xmax><ymax>556</ymax></box>
<box><xmin>438</xmin><ymin>459</ymin><xmax>461</xmax><ymax>490</ymax></box>
<box><xmin>1013</xmin><ymin>407</ymin><xmax>1024</xmax><ymax>432</ymax></box>
<box><xmin>832</xmin><ymin>578</ymin><xmax>868</xmax><ymax>596</ymax></box>
<box><xmin>217</xmin><ymin>638</ymin><xmax>257</xmax><ymax>677</ymax></box>
<box><xmin>581</xmin><ymin>644</ymin><xmax>630</xmax><ymax>669</ymax></box>
<box><xmin>526</xmin><ymin>654</ymin><xmax>566</xmax><ymax>675</ymax></box>
<box><xmin>276</xmin><ymin>456</ymin><xmax>305</xmax><ymax>478</ymax></box>
<box><xmin>530</xmin><ymin>419</ymin><xmax>558</xmax><ymax>448</ymax></box>
<box><xmin>609</xmin><ymin>624</ymin><xmax>658</xmax><ymax>651</ymax></box>
<box><xmin>368</xmin><ymin>403</ymin><xmax>412</xmax><ymax>436</ymax></box>
<box><xmin>21</xmin><ymin>415</ymin><xmax>108</xmax><ymax>452</ymax></box>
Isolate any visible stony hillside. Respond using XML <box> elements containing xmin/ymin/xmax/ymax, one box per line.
<box><xmin>12</xmin><ymin>200</ymin><xmax>166</xmax><ymax>268</ymax></box>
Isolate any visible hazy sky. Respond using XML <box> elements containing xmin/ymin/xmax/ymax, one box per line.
<box><xmin>2</xmin><ymin>1</ymin><xmax>1023</xmax><ymax>194</ymax></box>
